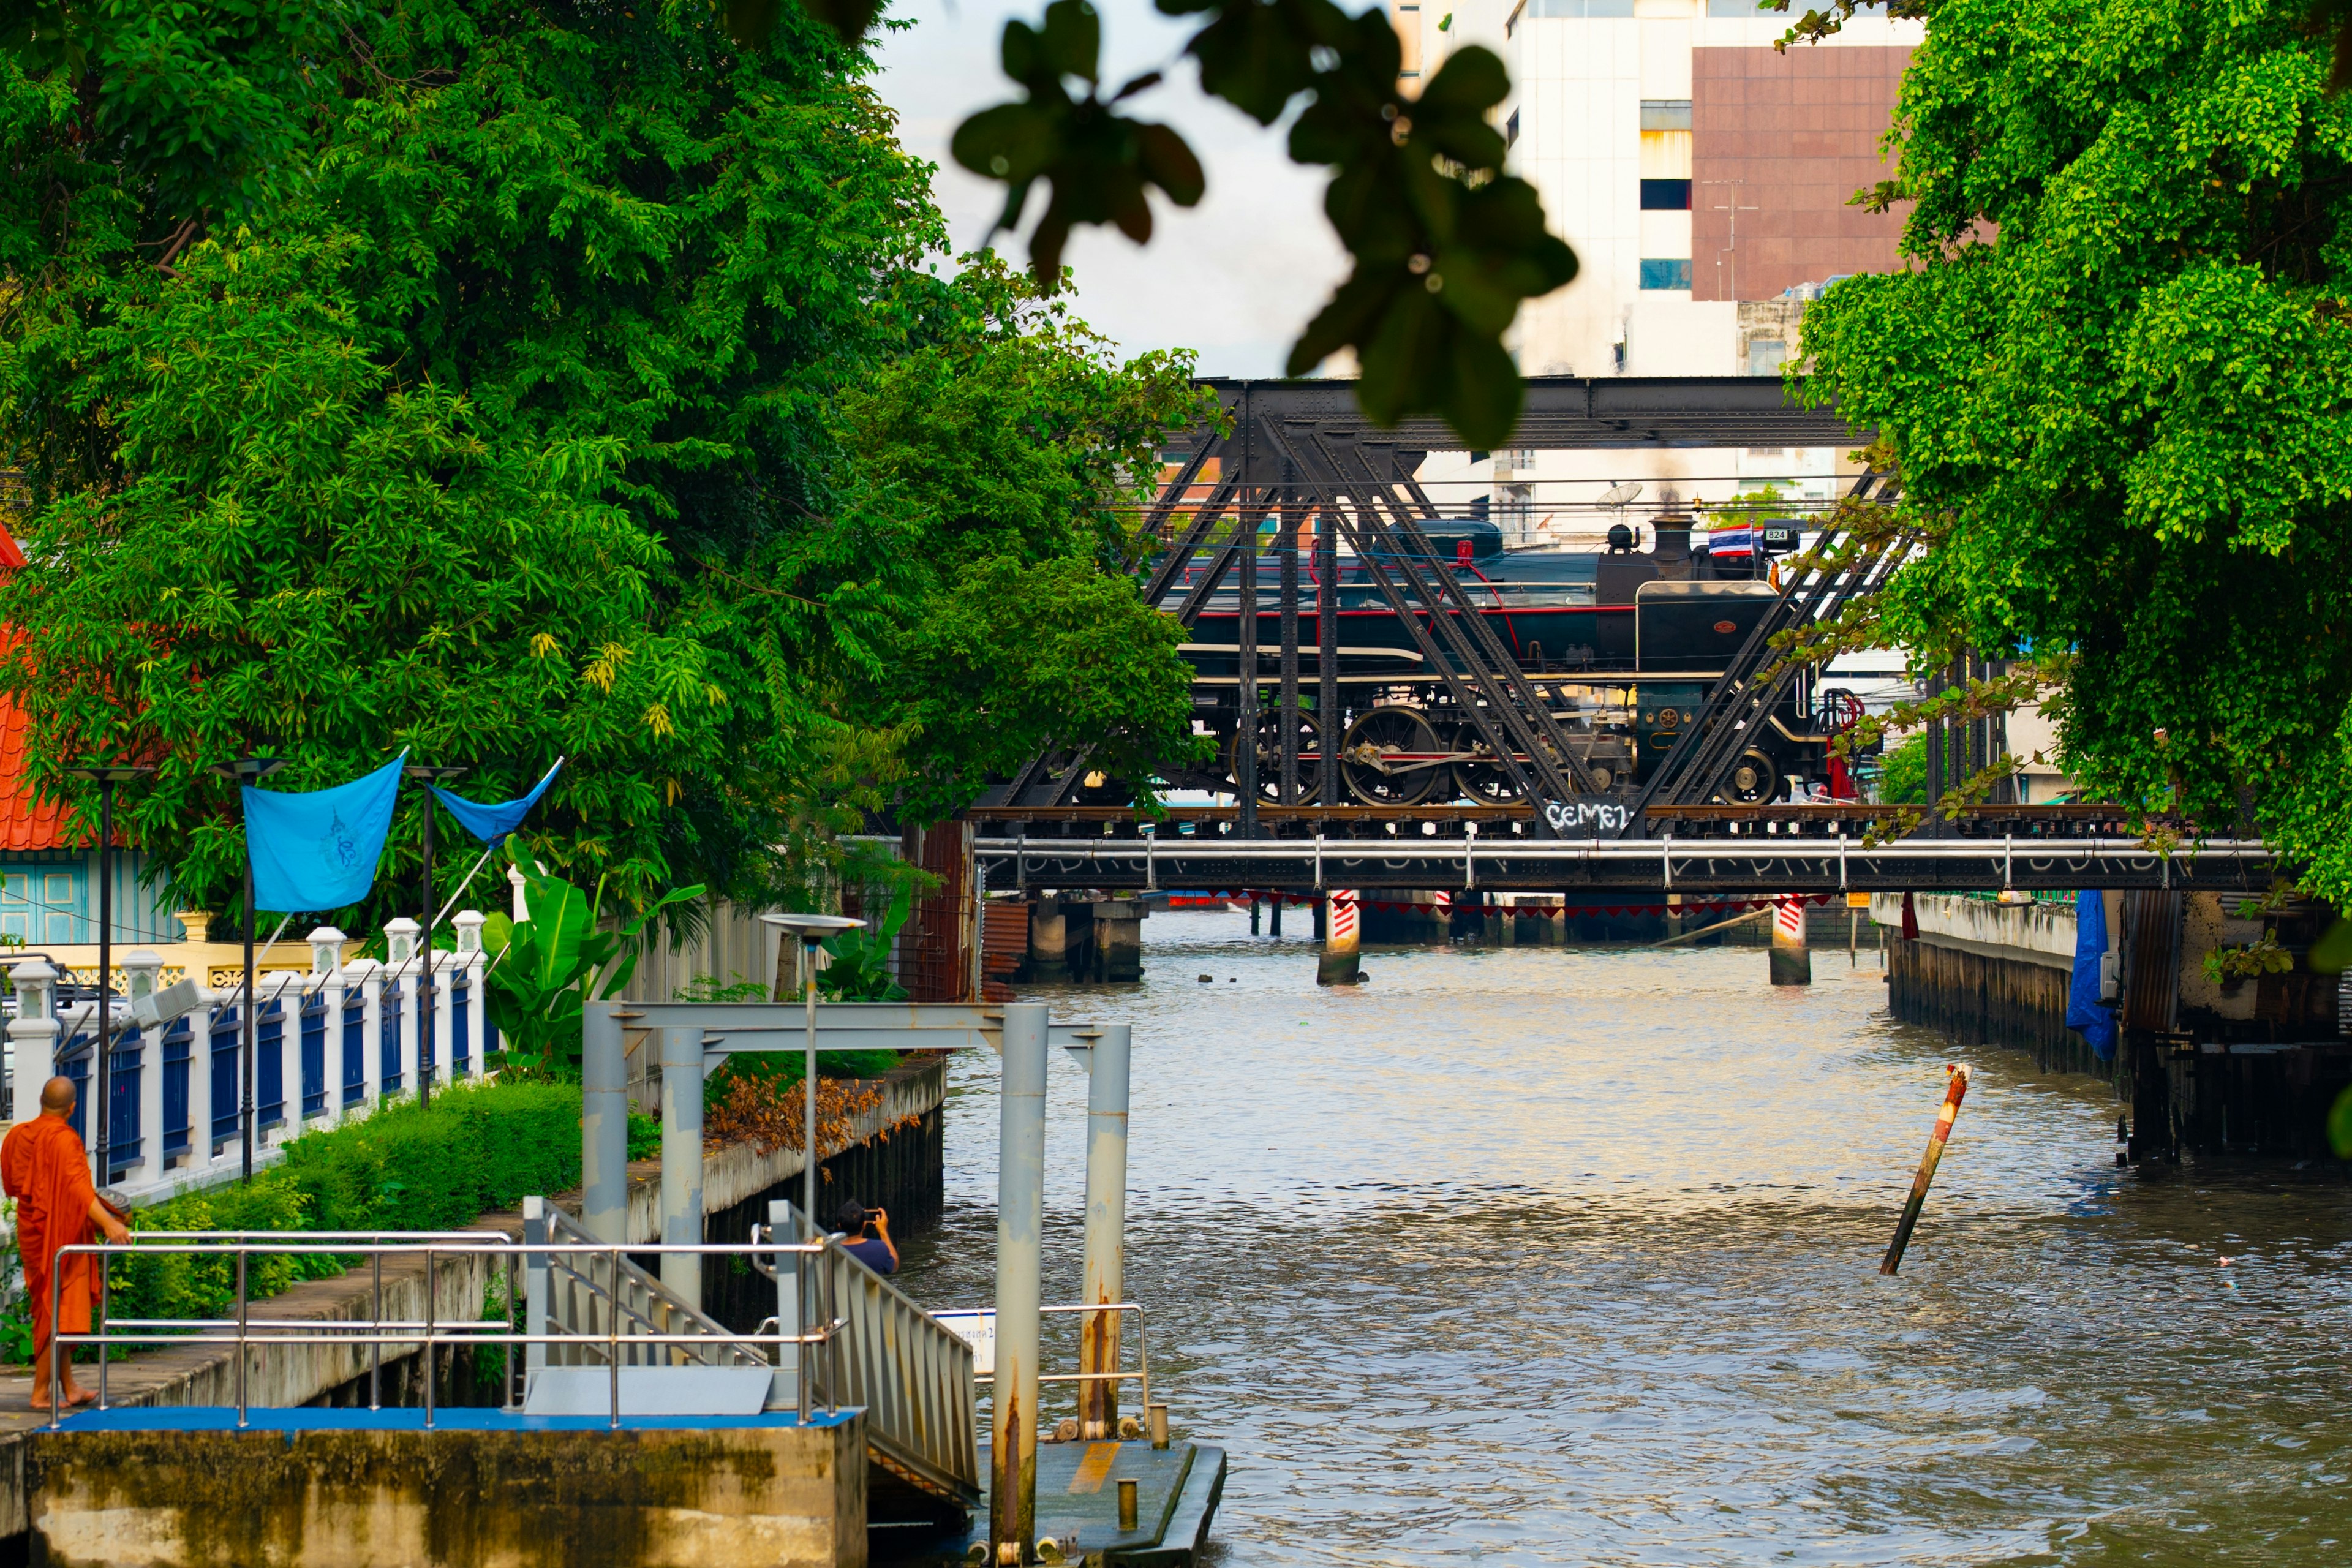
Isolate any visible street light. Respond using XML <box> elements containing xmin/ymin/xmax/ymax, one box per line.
<box><xmin>210</xmin><ymin>755</ymin><xmax>287</xmax><ymax>1182</ymax></box>
<box><xmin>402</xmin><ymin>764</ymin><xmax>469</xmax><ymax>1114</ymax></box>
<box><xmin>758</xmin><ymin>912</ymin><xmax>865</xmax><ymax>1238</ymax></box>
<box><xmin>64</xmin><ymin>763</ymin><xmax>154</xmax><ymax>1189</ymax></box>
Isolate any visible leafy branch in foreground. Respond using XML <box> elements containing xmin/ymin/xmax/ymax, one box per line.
<box><xmin>766</xmin><ymin>0</ymin><xmax>1577</xmax><ymax>449</ymax></box>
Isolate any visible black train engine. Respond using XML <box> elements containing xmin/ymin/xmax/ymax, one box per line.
<box><xmin>1166</xmin><ymin>509</ymin><xmax>1864</xmax><ymax>807</ymax></box>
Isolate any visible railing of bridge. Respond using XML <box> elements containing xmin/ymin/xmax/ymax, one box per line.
<box><xmin>50</xmin><ymin>1228</ymin><xmax>827</xmax><ymax>1431</ymax></box>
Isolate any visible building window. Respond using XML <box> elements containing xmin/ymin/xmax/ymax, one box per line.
<box><xmin>1639</xmin><ymin>100</ymin><xmax>1692</xmax><ymax>133</ymax></box>
<box><xmin>1747</xmin><ymin>340</ymin><xmax>1789</xmax><ymax>376</ymax></box>
<box><xmin>1708</xmin><ymin>0</ymin><xmax>1770</xmax><ymax>14</ymax></box>
<box><xmin>1526</xmin><ymin>0</ymin><xmax>1636</xmax><ymax>17</ymax></box>
<box><xmin>1639</xmin><ymin>259</ymin><xmax>1692</xmax><ymax>292</ymax></box>
<box><xmin>1506</xmin><ymin>109</ymin><xmax>1520</xmax><ymax>148</ymax></box>
<box><xmin>1639</xmin><ymin>179</ymin><xmax>1691</xmax><ymax>211</ymax></box>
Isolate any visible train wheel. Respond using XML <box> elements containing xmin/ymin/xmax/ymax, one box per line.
<box><xmin>1453</xmin><ymin>744</ymin><xmax>1522</xmax><ymax>804</ymax></box>
<box><xmin>1717</xmin><ymin>749</ymin><xmax>1779</xmax><ymax>805</ymax></box>
<box><xmin>1223</xmin><ymin>712</ymin><xmax>1325</xmax><ymax>803</ymax></box>
<box><xmin>1341</xmin><ymin>706</ymin><xmax>1443</xmax><ymax>807</ymax></box>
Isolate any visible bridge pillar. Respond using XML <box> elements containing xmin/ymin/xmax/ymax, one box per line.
<box><xmin>1317</xmin><ymin>891</ymin><xmax>1360</xmax><ymax>986</ymax></box>
<box><xmin>1027</xmin><ymin>900</ymin><xmax>1069</xmax><ymax>978</ymax></box>
<box><xmin>1770</xmin><ymin>898</ymin><xmax>1812</xmax><ymax>986</ymax></box>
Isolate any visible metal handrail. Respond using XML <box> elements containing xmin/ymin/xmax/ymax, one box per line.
<box><xmin>944</xmin><ymin>1301</ymin><xmax>1156</xmax><ymax>1418</ymax></box>
<box><xmin>754</xmin><ymin>1218</ymin><xmax>981</xmax><ymax>1501</ymax></box>
<box><xmin>538</xmin><ymin>1206</ymin><xmax>766</xmax><ymax>1372</ymax></box>
<box><xmin>51</xmin><ymin>1237</ymin><xmax>835</xmax><ymax>1433</ymax></box>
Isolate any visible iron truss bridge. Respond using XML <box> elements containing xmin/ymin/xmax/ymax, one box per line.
<box><xmin>971</xmin><ymin>804</ymin><xmax>2275</xmax><ymax>896</ymax></box>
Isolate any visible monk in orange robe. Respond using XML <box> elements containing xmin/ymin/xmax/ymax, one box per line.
<box><xmin>4</xmin><ymin>1077</ymin><xmax>129</xmax><ymax>1409</ymax></box>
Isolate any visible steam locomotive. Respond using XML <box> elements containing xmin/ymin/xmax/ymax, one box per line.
<box><xmin>1161</xmin><ymin>510</ymin><xmax>1864</xmax><ymax>807</ymax></box>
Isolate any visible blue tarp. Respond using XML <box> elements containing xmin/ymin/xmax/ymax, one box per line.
<box><xmin>2065</xmin><ymin>889</ymin><xmax>2118</xmax><ymax>1061</ymax></box>
<box><xmin>431</xmin><ymin>758</ymin><xmax>564</xmax><ymax>846</ymax></box>
<box><xmin>244</xmin><ymin>754</ymin><xmax>407</xmax><ymax>915</ymax></box>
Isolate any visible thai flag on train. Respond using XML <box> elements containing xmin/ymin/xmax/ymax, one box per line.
<box><xmin>1707</xmin><ymin>526</ymin><xmax>1755</xmax><ymax>556</ymax></box>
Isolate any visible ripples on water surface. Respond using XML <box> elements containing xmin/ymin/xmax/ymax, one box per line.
<box><xmin>890</xmin><ymin>911</ymin><xmax>2352</xmax><ymax>1566</ymax></box>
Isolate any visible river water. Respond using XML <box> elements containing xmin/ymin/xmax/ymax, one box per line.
<box><xmin>891</xmin><ymin>910</ymin><xmax>2352</xmax><ymax>1567</ymax></box>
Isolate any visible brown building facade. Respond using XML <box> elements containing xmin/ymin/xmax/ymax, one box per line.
<box><xmin>1691</xmin><ymin>45</ymin><xmax>1912</xmax><ymax>303</ymax></box>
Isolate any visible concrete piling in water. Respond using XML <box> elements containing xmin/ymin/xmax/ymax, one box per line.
<box><xmin>993</xmin><ymin>1003</ymin><xmax>1048</xmax><ymax>1564</ymax></box>
<box><xmin>1078</xmin><ymin>1022</ymin><xmax>1131</xmax><ymax>1440</ymax></box>
<box><xmin>1028</xmin><ymin>900</ymin><xmax>1068</xmax><ymax>978</ymax></box>
<box><xmin>581</xmin><ymin>1003</ymin><xmax>628</xmax><ymax>1246</ymax></box>
<box><xmin>1317</xmin><ymin>889</ymin><xmax>1361</xmax><ymax>986</ymax></box>
<box><xmin>659</xmin><ymin>1025</ymin><xmax>705</xmax><ymax>1310</ymax></box>
<box><xmin>1880</xmin><ymin>1063</ymin><xmax>1972</xmax><ymax>1275</ymax></box>
<box><xmin>1769</xmin><ymin>897</ymin><xmax>1812</xmax><ymax>986</ymax></box>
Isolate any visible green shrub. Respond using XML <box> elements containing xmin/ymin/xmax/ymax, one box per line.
<box><xmin>109</xmin><ymin>1080</ymin><xmax>586</xmax><ymax>1325</ymax></box>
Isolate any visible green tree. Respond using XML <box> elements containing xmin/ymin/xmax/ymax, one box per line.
<box><xmin>0</xmin><ymin>2</ymin><xmax>1204</xmax><ymax>925</ymax></box>
<box><xmin>1794</xmin><ymin>0</ymin><xmax>2352</xmax><ymax>902</ymax></box>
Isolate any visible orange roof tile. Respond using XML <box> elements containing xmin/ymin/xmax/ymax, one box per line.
<box><xmin>0</xmin><ymin>514</ymin><xmax>78</xmax><ymax>852</ymax></box>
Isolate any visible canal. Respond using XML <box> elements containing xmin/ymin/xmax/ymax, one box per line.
<box><xmin>893</xmin><ymin>910</ymin><xmax>2352</xmax><ymax>1566</ymax></box>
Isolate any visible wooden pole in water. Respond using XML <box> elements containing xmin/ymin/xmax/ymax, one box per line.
<box><xmin>1880</xmin><ymin>1064</ymin><xmax>1972</xmax><ymax>1275</ymax></box>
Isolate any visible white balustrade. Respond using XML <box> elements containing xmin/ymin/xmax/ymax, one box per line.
<box><xmin>21</xmin><ymin>916</ymin><xmax>492</xmax><ymax>1203</ymax></box>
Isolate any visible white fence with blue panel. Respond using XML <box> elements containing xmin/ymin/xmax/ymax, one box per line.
<box><xmin>4</xmin><ymin>912</ymin><xmax>496</xmax><ymax>1201</ymax></box>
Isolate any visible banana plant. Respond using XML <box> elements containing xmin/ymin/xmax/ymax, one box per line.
<box><xmin>481</xmin><ymin>860</ymin><xmax>704</xmax><ymax>1076</ymax></box>
<box><xmin>815</xmin><ymin>882</ymin><xmax>913</xmax><ymax>1003</ymax></box>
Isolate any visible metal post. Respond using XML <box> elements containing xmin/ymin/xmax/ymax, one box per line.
<box><xmin>990</xmin><ymin>1003</ymin><xmax>1047</xmax><ymax>1566</ymax></box>
<box><xmin>659</xmin><ymin>1025</ymin><xmax>705</xmax><ymax>1313</ymax></box>
<box><xmin>1078</xmin><ymin>1022</ymin><xmax>1131</xmax><ymax>1439</ymax></box>
<box><xmin>1279</xmin><ymin>489</ymin><xmax>1302</xmax><ymax>805</ymax></box>
<box><xmin>241</xmin><ymin>856</ymin><xmax>256</xmax><ymax>1182</ymax></box>
<box><xmin>420</xmin><ymin>791</ymin><xmax>434</xmax><ymax>1114</ymax></box>
<box><xmin>94</xmin><ymin>776</ymin><xmax>113</xmax><ymax>1187</ymax></box>
<box><xmin>423</xmin><ymin>1248</ymin><xmax>436</xmax><ymax>1428</ymax></box>
<box><xmin>582</xmin><ymin>1003</ymin><xmax>628</xmax><ymax>1245</ymax></box>
<box><xmin>802</xmin><ymin>935</ymin><xmax>823</xmax><ymax>1239</ymax></box>
<box><xmin>1924</xmin><ymin>666</ymin><xmax>1945</xmax><ymax>829</ymax></box>
<box><xmin>371</xmin><ymin>1252</ymin><xmax>382</xmax><ymax>1408</ymax></box>
<box><xmin>235</xmin><ymin>1250</ymin><xmax>248</xmax><ymax>1426</ymax></box>
<box><xmin>1237</xmin><ymin>499</ymin><xmax>1261</xmax><ymax>835</ymax></box>
<box><xmin>522</xmin><ymin>1196</ymin><xmax>551</xmax><ymax>1394</ymax></box>
<box><xmin>771</xmin><ymin>1196</ymin><xmax>801</xmax><ymax>1413</ymax></box>
<box><xmin>1317</xmin><ymin>504</ymin><xmax>1339</xmax><ymax>807</ymax></box>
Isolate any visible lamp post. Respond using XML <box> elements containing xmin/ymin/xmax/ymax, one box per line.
<box><xmin>402</xmin><ymin>765</ymin><xmax>467</xmax><ymax>1114</ymax></box>
<box><xmin>211</xmin><ymin>756</ymin><xmax>287</xmax><ymax>1182</ymax></box>
<box><xmin>64</xmin><ymin>763</ymin><xmax>154</xmax><ymax>1188</ymax></box>
<box><xmin>757</xmin><ymin>913</ymin><xmax>865</xmax><ymax>1237</ymax></box>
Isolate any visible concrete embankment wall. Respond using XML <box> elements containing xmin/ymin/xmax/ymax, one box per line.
<box><xmin>1870</xmin><ymin>894</ymin><xmax>2112</xmax><ymax>1079</ymax></box>
<box><xmin>29</xmin><ymin>1415</ymin><xmax>867</xmax><ymax>1568</ymax></box>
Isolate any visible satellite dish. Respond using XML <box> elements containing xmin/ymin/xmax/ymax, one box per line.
<box><xmin>1598</xmin><ymin>481</ymin><xmax>1643</xmax><ymax>508</ymax></box>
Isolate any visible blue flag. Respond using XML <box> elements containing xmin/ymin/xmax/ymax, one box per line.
<box><xmin>431</xmin><ymin>758</ymin><xmax>564</xmax><ymax>847</ymax></box>
<box><xmin>2065</xmin><ymin>889</ymin><xmax>2119</xmax><ymax>1061</ymax></box>
<box><xmin>244</xmin><ymin>754</ymin><xmax>407</xmax><ymax>915</ymax></box>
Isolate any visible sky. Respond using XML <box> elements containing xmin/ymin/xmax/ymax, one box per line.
<box><xmin>870</xmin><ymin>0</ymin><xmax>1351</xmax><ymax>377</ymax></box>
